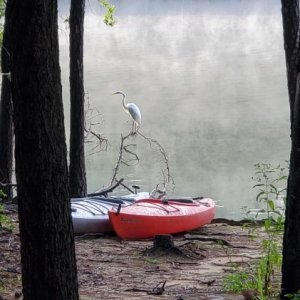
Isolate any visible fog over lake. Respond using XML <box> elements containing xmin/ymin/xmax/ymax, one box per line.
<box><xmin>58</xmin><ymin>0</ymin><xmax>289</xmax><ymax>219</ymax></box>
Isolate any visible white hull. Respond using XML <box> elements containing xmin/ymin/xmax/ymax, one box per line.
<box><xmin>71</xmin><ymin>193</ymin><xmax>149</xmax><ymax>235</ymax></box>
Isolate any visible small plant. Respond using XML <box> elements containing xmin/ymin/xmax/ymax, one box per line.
<box><xmin>0</xmin><ymin>190</ymin><xmax>13</xmax><ymax>231</ymax></box>
<box><xmin>252</xmin><ymin>163</ymin><xmax>286</xmax><ymax>298</ymax></box>
<box><xmin>250</xmin><ymin>162</ymin><xmax>287</xmax><ymax>230</ymax></box>
<box><xmin>257</xmin><ymin>239</ymin><xmax>282</xmax><ymax>298</ymax></box>
<box><xmin>222</xmin><ymin>268</ymin><xmax>257</xmax><ymax>293</ymax></box>
<box><xmin>0</xmin><ymin>203</ymin><xmax>13</xmax><ymax>231</ymax></box>
<box><xmin>222</xmin><ymin>162</ymin><xmax>287</xmax><ymax>299</ymax></box>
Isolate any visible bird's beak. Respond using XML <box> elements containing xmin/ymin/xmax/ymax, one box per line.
<box><xmin>112</xmin><ymin>92</ymin><xmax>118</xmax><ymax>95</ymax></box>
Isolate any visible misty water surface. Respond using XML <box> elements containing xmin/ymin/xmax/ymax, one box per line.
<box><xmin>58</xmin><ymin>0</ymin><xmax>289</xmax><ymax>219</ymax></box>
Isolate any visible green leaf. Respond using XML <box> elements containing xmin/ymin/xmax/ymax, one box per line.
<box><xmin>267</xmin><ymin>200</ymin><xmax>275</xmax><ymax>211</ymax></box>
<box><xmin>270</xmin><ymin>184</ymin><xmax>278</xmax><ymax>193</ymax></box>
<box><xmin>256</xmin><ymin>191</ymin><xmax>265</xmax><ymax>202</ymax></box>
<box><xmin>277</xmin><ymin>175</ymin><xmax>288</xmax><ymax>181</ymax></box>
<box><xmin>0</xmin><ymin>189</ymin><xmax>6</xmax><ymax>198</ymax></box>
<box><xmin>252</xmin><ymin>183</ymin><xmax>265</xmax><ymax>188</ymax></box>
<box><xmin>99</xmin><ymin>0</ymin><xmax>116</xmax><ymax>26</ymax></box>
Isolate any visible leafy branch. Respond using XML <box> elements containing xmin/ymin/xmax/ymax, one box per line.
<box><xmin>99</xmin><ymin>0</ymin><xmax>116</xmax><ymax>26</ymax></box>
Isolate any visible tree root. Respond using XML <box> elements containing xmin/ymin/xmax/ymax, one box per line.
<box><xmin>125</xmin><ymin>280</ymin><xmax>167</xmax><ymax>295</ymax></box>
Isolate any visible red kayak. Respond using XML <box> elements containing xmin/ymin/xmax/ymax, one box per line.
<box><xmin>108</xmin><ymin>198</ymin><xmax>215</xmax><ymax>239</ymax></box>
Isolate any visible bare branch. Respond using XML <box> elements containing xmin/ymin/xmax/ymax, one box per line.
<box><xmin>110</xmin><ymin>128</ymin><xmax>174</xmax><ymax>194</ymax></box>
<box><xmin>138</xmin><ymin>131</ymin><xmax>175</xmax><ymax>193</ymax></box>
<box><xmin>84</xmin><ymin>93</ymin><xmax>109</xmax><ymax>154</ymax></box>
<box><xmin>111</xmin><ymin>132</ymin><xmax>139</xmax><ymax>184</ymax></box>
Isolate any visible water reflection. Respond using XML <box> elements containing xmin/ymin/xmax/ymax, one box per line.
<box><xmin>58</xmin><ymin>0</ymin><xmax>289</xmax><ymax>219</ymax></box>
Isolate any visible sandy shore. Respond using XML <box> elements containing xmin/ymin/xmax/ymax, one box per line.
<box><xmin>0</xmin><ymin>207</ymin><xmax>269</xmax><ymax>300</ymax></box>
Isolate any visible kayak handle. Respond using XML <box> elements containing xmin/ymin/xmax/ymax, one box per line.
<box><xmin>116</xmin><ymin>203</ymin><xmax>122</xmax><ymax>216</ymax></box>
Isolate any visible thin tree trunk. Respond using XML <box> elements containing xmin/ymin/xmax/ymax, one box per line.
<box><xmin>69</xmin><ymin>0</ymin><xmax>87</xmax><ymax>198</ymax></box>
<box><xmin>281</xmin><ymin>0</ymin><xmax>300</xmax><ymax>127</ymax></box>
<box><xmin>10</xmin><ymin>1</ymin><xmax>79</xmax><ymax>299</ymax></box>
<box><xmin>281</xmin><ymin>0</ymin><xmax>300</xmax><ymax>297</ymax></box>
<box><xmin>0</xmin><ymin>0</ymin><xmax>13</xmax><ymax>201</ymax></box>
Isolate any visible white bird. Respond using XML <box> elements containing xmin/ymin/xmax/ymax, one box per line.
<box><xmin>112</xmin><ymin>91</ymin><xmax>142</xmax><ymax>133</ymax></box>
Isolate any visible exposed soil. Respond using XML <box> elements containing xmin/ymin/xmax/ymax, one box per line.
<box><xmin>0</xmin><ymin>205</ymin><xmax>269</xmax><ymax>300</ymax></box>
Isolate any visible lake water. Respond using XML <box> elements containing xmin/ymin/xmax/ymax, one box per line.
<box><xmin>58</xmin><ymin>0</ymin><xmax>290</xmax><ymax>219</ymax></box>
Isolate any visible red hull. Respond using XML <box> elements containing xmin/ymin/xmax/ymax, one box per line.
<box><xmin>108</xmin><ymin>198</ymin><xmax>216</xmax><ymax>239</ymax></box>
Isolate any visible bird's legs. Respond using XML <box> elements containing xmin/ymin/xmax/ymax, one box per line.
<box><xmin>131</xmin><ymin>121</ymin><xmax>138</xmax><ymax>135</ymax></box>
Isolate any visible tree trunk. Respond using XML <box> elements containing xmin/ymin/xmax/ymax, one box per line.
<box><xmin>10</xmin><ymin>1</ymin><xmax>79</xmax><ymax>299</ymax></box>
<box><xmin>282</xmin><ymin>1</ymin><xmax>300</xmax><ymax>127</ymax></box>
<box><xmin>153</xmin><ymin>234</ymin><xmax>175</xmax><ymax>249</ymax></box>
<box><xmin>69</xmin><ymin>0</ymin><xmax>87</xmax><ymax>198</ymax></box>
<box><xmin>0</xmin><ymin>0</ymin><xmax>13</xmax><ymax>201</ymax></box>
<box><xmin>281</xmin><ymin>0</ymin><xmax>300</xmax><ymax>297</ymax></box>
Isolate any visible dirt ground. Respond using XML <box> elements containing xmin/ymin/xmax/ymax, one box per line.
<box><xmin>0</xmin><ymin>205</ymin><xmax>268</xmax><ymax>300</ymax></box>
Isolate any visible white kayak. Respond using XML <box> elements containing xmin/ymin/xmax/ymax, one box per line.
<box><xmin>71</xmin><ymin>192</ymin><xmax>149</xmax><ymax>235</ymax></box>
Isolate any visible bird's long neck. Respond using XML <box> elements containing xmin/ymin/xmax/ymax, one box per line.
<box><xmin>122</xmin><ymin>93</ymin><xmax>129</xmax><ymax>112</ymax></box>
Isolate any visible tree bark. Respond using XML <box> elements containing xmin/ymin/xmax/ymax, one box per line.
<box><xmin>69</xmin><ymin>0</ymin><xmax>87</xmax><ymax>198</ymax></box>
<box><xmin>0</xmin><ymin>0</ymin><xmax>13</xmax><ymax>201</ymax></box>
<box><xmin>281</xmin><ymin>0</ymin><xmax>300</xmax><ymax>127</ymax></box>
<box><xmin>10</xmin><ymin>1</ymin><xmax>79</xmax><ymax>299</ymax></box>
<box><xmin>281</xmin><ymin>0</ymin><xmax>300</xmax><ymax>297</ymax></box>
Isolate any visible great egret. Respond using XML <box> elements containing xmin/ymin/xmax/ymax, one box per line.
<box><xmin>112</xmin><ymin>91</ymin><xmax>142</xmax><ymax>133</ymax></box>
